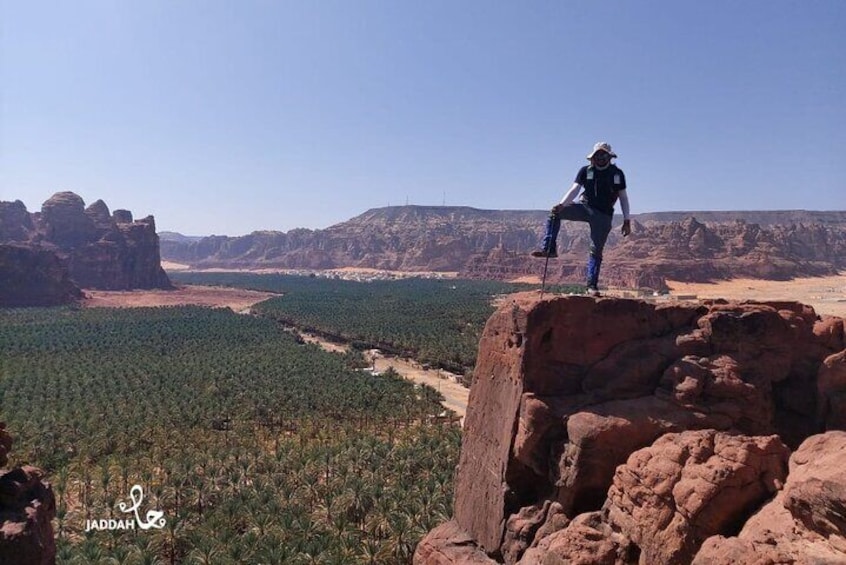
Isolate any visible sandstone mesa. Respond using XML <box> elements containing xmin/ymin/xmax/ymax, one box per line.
<box><xmin>0</xmin><ymin>192</ymin><xmax>171</xmax><ymax>306</ymax></box>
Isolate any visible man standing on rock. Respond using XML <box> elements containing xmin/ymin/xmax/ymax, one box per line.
<box><xmin>531</xmin><ymin>141</ymin><xmax>631</xmax><ymax>296</ymax></box>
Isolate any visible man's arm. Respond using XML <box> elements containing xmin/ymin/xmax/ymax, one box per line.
<box><xmin>618</xmin><ymin>189</ymin><xmax>631</xmax><ymax>236</ymax></box>
<box><xmin>552</xmin><ymin>182</ymin><xmax>581</xmax><ymax>213</ymax></box>
<box><xmin>618</xmin><ymin>189</ymin><xmax>630</xmax><ymax>220</ymax></box>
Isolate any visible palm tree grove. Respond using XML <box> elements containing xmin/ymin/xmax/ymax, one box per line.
<box><xmin>0</xmin><ymin>276</ymin><xmax>541</xmax><ymax>563</ymax></box>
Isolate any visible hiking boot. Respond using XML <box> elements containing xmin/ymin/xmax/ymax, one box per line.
<box><xmin>585</xmin><ymin>285</ymin><xmax>600</xmax><ymax>297</ymax></box>
<box><xmin>531</xmin><ymin>249</ymin><xmax>558</xmax><ymax>258</ymax></box>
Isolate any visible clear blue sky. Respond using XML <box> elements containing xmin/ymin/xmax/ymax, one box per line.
<box><xmin>2</xmin><ymin>1</ymin><xmax>843</xmax><ymax>236</ymax></box>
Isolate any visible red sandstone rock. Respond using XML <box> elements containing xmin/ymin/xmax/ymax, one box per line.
<box><xmin>605</xmin><ymin>430</ymin><xmax>789</xmax><ymax>564</ymax></box>
<box><xmin>692</xmin><ymin>432</ymin><xmax>846</xmax><ymax>564</ymax></box>
<box><xmin>421</xmin><ymin>295</ymin><xmax>845</xmax><ymax>564</ymax></box>
<box><xmin>0</xmin><ymin>465</ymin><xmax>56</xmax><ymax>565</ymax></box>
<box><xmin>0</xmin><ymin>244</ymin><xmax>83</xmax><ymax>307</ymax></box>
<box><xmin>40</xmin><ymin>191</ymin><xmax>98</xmax><ymax>248</ymax></box>
<box><xmin>783</xmin><ymin>432</ymin><xmax>846</xmax><ymax>540</ymax></box>
<box><xmin>157</xmin><ymin>208</ymin><xmax>846</xmax><ymax>289</ymax></box>
<box><xmin>413</xmin><ymin>520</ymin><xmax>498</xmax><ymax>564</ymax></box>
<box><xmin>519</xmin><ymin>511</ymin><xmax>634</xmax><ymax>565</ymax></box>
<box><xmin>0</xmin><ymin>200</ymin><xmax>36</xmax><ymax>242</ymax></box>
<box><xmin>817</xmin><ymin>351</ymin><xmax>846</xmax><ymax>431</ymax></box>
<box><xmin>814</xmin><ymin>316</ymin><xmax>845</xmax><ymax>353</ymax></box>
<box><xmin>501</xmin><ymin>501</ymin><xmax>558</xmax><ymax>564</ymax></box>
<box><xmin>0</xmin><ymin>193</ymin><xmax>171</xmax><ymax>301</ymax></box>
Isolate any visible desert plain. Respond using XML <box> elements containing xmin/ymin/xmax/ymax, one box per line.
<box><xmin>666</xmin><ymin>273</ymin><xmax>846</xmax><ymax>318</ymax></box>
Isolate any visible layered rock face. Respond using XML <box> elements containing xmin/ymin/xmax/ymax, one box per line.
<box><xmin>462</xmin><ymin>216</ymin><xmax>846</xmax><ymax>290</ymax></box>
<box><xmin>415</xmin><ymin>294</ymin><xmax>846</xmax><ymax>564</ymax></box>
<box><xmin>160</xmin><ymin>207</ymin><xmax>846</xmax><ymax>289</ymax></box>
<box><xmin>0</xmin><ymin>192</ymin><xmax>171</xmax><ymax>301</ymax></box>
<box><xmin>0</xmin><ymin>424</ymin><xmax>56</xmax><ymax>565</ymax></box>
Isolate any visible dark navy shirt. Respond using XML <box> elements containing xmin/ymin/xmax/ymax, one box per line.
<box><xmin>575</xmin><ymin>164</ymin><xmax>626</xmax><ymax>216</ymax></box>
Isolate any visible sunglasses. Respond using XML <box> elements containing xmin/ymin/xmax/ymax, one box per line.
<box><xmin>592</xmin><ymin>152</ymin><xmax>610</xmax><ymax>159</ymax></box>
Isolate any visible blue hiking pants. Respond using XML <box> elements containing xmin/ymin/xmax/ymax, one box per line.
<box><xmin>539</xmin><ymin>203</ymin><xmax>613</xmax><ymax>287</ymax></box>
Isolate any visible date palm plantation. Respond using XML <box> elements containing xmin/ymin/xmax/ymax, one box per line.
<box><xmin>0</xmin><ymin>305</ymin><xmax>460</xmax><ymax>563</ymax></box>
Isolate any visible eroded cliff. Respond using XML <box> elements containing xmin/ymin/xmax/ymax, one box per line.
<box><xmin>415</xmin><ymin>294</ymin><xmax>846</xmax><ymax>564</ymax></box>
<box><xmin>0</xmin><ymin>193</ymin><xmax>171</xmax><ymax>305</ymax></box>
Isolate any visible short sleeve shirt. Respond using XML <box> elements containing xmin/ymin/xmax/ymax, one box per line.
<box><xmin>575</xmin><ymin>164</ymin><xmax>626</xmax><ymax>216</ymax></box>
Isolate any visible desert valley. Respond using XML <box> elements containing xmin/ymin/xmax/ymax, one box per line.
<box><xmin>1</xmin><ymin>192</ymin><xmax>845</xmax><ymax>564</ymax></box>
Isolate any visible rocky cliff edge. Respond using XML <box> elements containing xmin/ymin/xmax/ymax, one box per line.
<box><xmin>0</xmin><ymin>423</ymin><xmax>56</xmax><ymax>565</ymax></box>
<box><xmin>415</xmin><ymin>294</ymin><xmax>846</xmax><ymax>564</ymax></box>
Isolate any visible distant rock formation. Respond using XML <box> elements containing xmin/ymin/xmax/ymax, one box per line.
<box><xmin>0</xmin><ymin>245</ymin><xmax>83</xmax><ymax>307</ymax></box>
<box><xmin>0</xmin><ymin>192</ymin><xmax>171</xmax><ymax>304</ymax></box>
<box><xmin>159</xmin><ymin>206</ymin><xmax>846</xmax><ymax>289</ymax></box>
<box><xmin>463</xmin><ymin>215</ymin><xmax>846</xmax><ymax>289</ymax></box>
<box><xmin>0</xmin><ymin>424</ymin><xmax>56</xmax><ymax>565</ymax></box>
<box><xmin>414</xmin><ymin>294</ymin><xmax>846</xmax><ymax>564</ymax></box>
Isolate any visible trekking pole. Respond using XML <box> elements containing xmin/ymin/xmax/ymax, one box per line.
<box><xmin>539</xmin><ymin>252</ymin><xmax>550</xmax><ymax>298</ymax></box>
<box><xmin>539</xmin><ymin>210</ymin><xmax>555</xmax><ymax>298</ymax></box>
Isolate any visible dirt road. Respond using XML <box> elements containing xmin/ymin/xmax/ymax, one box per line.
<box><xmin>369</xmin><ymin>352</ymin><xmax>469</xmax><ymax>422</ymax></box>
<box><xmin>84</xmin><ymin>285</ymin><xmax>469</xmax><ymax>422</ymax></box>
<box><xmin>299</xmin><ymin>331</ymin><xmax>470</xmax><ymax>423</ymax></box>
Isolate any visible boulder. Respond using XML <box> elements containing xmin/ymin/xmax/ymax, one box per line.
<box><xmin>518</xmin><ymin>511</ymin><xmax>635</xmax><ymax>565</ymax></box>
<box><xmin>817</xmin><ymin>351</ymin><xmax>846</xmax><ymax>431</ymax></box>
<box><xmin>693</xmin><ymin>432</ymin><xmax>846</xmax><ymax>564</ymax></box>
<box><xmin>605</xmin><ymin>430</ymin><xmax>789</xmax><ymax>564</ymax></box>
<box><xmin>39</xmin><ymin>191</ymin><xmax>98</xmax><ymax>248</ymax></box>
<box><xmin>0</xmin><ymin>200</ymin><xmax>36</xmax><ymax>241</ymax></box>
<box><xmin>0</xmin><ymin>466</ymin><xmax>56</xmax><ymax>565</ymax></box>
<box><xmin>413</xmin><ymin>520</ymin><xmax>498</xmax><ymax>564</ymax></box>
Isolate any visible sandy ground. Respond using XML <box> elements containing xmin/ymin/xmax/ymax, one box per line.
<box><xmin>160</xmin><ymin>260</ymin><xmax>191</xmax><ymax>271</ymax></box>
<box><xmin>508</xmin><ymin>273</ymin><xmax>846</xmax><ymax>318</ymax></box>
<box><xmin>162</xmin><ymin>262</ymin><xmax>459</xmax><ymax>279</ymax></box>
<box><xmin>370</xmin><ymin>352</ymin><xmax>469</xmax><ymax>422</ymax></box>
<box><xmin>666</xmin><ymin>273</ymin><xmax>846</xmax><ymax>318</ymax></box>
<box><xmin>82</xmin><ymin>285</ymin><xmax>278</xmax><ymax>311</ymax></box>
<box><xmin>299</xmin><ymin>331</ymin><xmax>469</xmax><ymax>423</ymax></box>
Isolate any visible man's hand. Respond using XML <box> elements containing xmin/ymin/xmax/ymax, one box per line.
<box><xmin>621</xmin><ymin>219</ymin><xmax>631</xmax><ymax>237</ymax></box>
<box><xmin>551</xmin><ymin>203</ymin><xmax>564</xmax><ymax>216</ymax></box>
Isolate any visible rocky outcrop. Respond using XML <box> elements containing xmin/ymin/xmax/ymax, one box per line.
<box><xmin>693</xmin><ymin>431</ymin><xmax>846</xmax><ymax>564</ymax></box>
<box><xmin>0</xmin><ymin>192</ymin><xmax>171</xmax><ymax>303</ymax></box>
<box><xmin>0</xmin><ymin>428</ymin><xmax>56</xmax><ymax>565</ymax></box>
<box><xmin>414</xmin><ymin>521</ymin><xmax>498</xmax><ymax>564</ymax></box>
<box><xmin>414</xmin><ymin>294</ymin><xmax>846</xmax><ymax>564</ymax></box>
<box><xmin>0</xmin><ymin>201</ymin><xmax>37</xmax><ymax>242</ymax></box>
<box><xmin>40</xmin><ymin>192</ymin><xmax>99</xmax><ymax>248</ymax></box>
<box><xmin>0</xmin><ymin>425</ymin><xmax>11</xmax><ymax>468</ymax></box>
<box><xmin>160</xmin><ymin>207</ymin><xmax>846</xmax><ymax>289</ymax></box>
<box><xmin>0</xmin><ymin>244</ymin><xmax>83</xmax><ymax>307</ymax></box>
